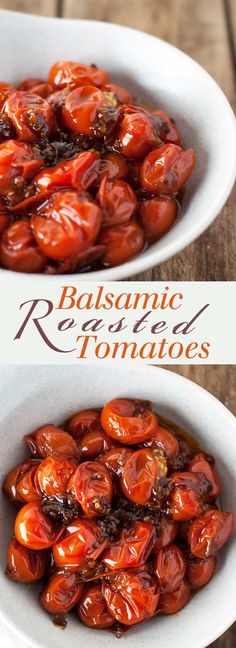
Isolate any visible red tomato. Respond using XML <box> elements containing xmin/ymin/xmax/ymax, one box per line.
<box><xmin>169</xmin><ymin>472</ymin><xmax>209</xmax><ymax>521</ymax></box>
<box><xmin>16</xmin><ymin>464</ymin><xmax>41</xmax><ymax>502</ymax></box>
<box><xmin>102</xmin><ymin>566</ymin><xmax>160</xmax><ymax>626</ymax></box>
<box><xmin>49</xmin><ymin>61</ymin><xmax>109</xmax><ymax>90</ymax></box>
<box><xmin>0</xmin><ymin>214</ymin><xmax>10</xmax><ymax>234</ymax></box>
<box><xmin>187</xmin><ymin>509</ymin><xmax>234</xmax><ymax>559</ymax></box>
<box><xmin>2</xmin><ymin>459</ymin><xmax>39</xmax><ymax>503</ymax></box>
<box><xmin>103</xmin><ymin>520</ymin><xmax>156</xmax><ymax>570</ymax></box>
<box><xmin>3</xmin><ymin>92</ymin><xmax>54</xmax><ymax>142</ymax></box>
<box><xmin>98</xmin><ymin>221</ymin><xmax>144</xmax><ymax>267</ymax></box>
<box><xmin>140</xmin><ymin>144</ymin><xmax>195</xmax><ymax>194</ymax></box>
<box><xmin>15</xmin><ymin>501</ymin><xmax>62</xmax><ymax>550</ymax></box>
<box><xmin>78</xmin><ymin>584</ymin><xmax>114</xmax><ymax>628</ymax></box>
<box><xmin>53</xmin><ymin>517</ymin><xmax>107</xmax><ymax>570</ymax></box>
<box><xmin>6</xmin><ymin>537</ymin><xmax>48</xmax><ymax>583</ymax></box>
<box><xmin>26</xmin><ymin>424</ymin><xmax>81</xmax><ymax>459</ymax></box>
<box><xmin>62</xmin><ymin>86</ymin><xmax>106</xmax><ymax>136</ymax></box>
<box><xmin>66</xmin><ymin>409</ymin><xmax>101</xmax><ymax>439</ymax></box>
<box><xmin>0</xmin><ymin>139</ymin><xmax>43</xmax><ymax>195</ymax></box>
<box><xmin>139</xmin><ymin>197</ymin><xmax>177</xmax><ymax>243</ymax></box>
<box><xmin>97</xmin><ymin>177</ymin><xmax>137</xmax><ymax>227</ymax></box>
<box><xmin>32</xmin><ymin>190</ymin><xmax>101</xmax><ymax>261</ymax></box>
<box><xmin>18</xmin><ymin>78</ymin><xmax>45</xmax><ymax>91</ymax></box>
<box><xmin>0</xmin><ymin>82</ymin><xmax>15</xmax><ymax>109</ymax></box>
<box><xmin>34</xmin><ymin>151</ymin><xmax>99</xmax><ymax>194</ymax></box>
<box><xmin>188</xmin><ymin>452</ymin><xmax>221</xmax><ymax>501</ymax></box>
<box><xmin>79</xmin><ymin>430</ymin><xmax>114</xmax><ymax>460</ymax></box>
<box><xmin>102</xmin><ymin>83</ymin><xmax>132</xmax><ymax>105</ymax></box>
<box><xmin>18</xmin><ymin>79</ymin><xmax>53</xmax><ymax>98</ymax></box>
<box><xmin>67</xmin><ymin>461</ymin><xmax>113</xmax><ymax>517</ymax></box>
<box><xmin>101</xmin><ymin>398</ymin><xmax>158</xmax><ymax>445</ymax></box>
<box><xmin>99</xmin><ymin>447</ymin><xmax>132</xmax><ymax>476</ymax></box>
<box><xmin>97</xmin><ymin>152</ymin><xmax>128</xmax><ymax>182</ymax></box>
<box><xmin>35</xmin><ymin>456</ymin><xmax>76</xmax><ymax>497</ymax></box>
<box><xmin>40</xmin><ymin>572</ymin><xmax>84</xmax><ymax>614</ymax></box>
<box><xmin>158</xmin><ymin>578</ymin><xmax>190</xmax><ymax>614</ymax></box>
<box><xmin>145</xmin><ymin>425</ymin><xmax>179</xmax><ymax>462</ymax></box>
<box><xmin>152</xmin><ymin>109</ymin><xmax>181</xmax><ymax>145</ymax></box>
<box><xmin>117</xmin><ymin>109</ymin><xmax>158</xmax><ymax>159</ymax></box>
<box><xmin>121</xmin><ymin>448</ymin><xmax>167</xmax><ymax>505</ymax></box>
<box><xmin>0</xmin><ymin>220</ymin><xmax>46</xmax><ymax>273</ymax></box>
<box><xmin>155</xmin><ymin>517</ymin><xmax>178</xmax><ymax>552</ymax></box>
<box><xmin>155</xmin><ymin>544</ymin><xmax>186</xmax><ymax>593</ymax></box>
<box><xmin>187</xmin><ymin>556</ymin><xmax>217</xmax><ymax>590</ymax></box>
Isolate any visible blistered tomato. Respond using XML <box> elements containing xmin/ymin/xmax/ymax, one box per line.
<box><xmin>121</xmin><ymin>448</ymin><xmax>167</xmax><ymax>505</ymax></box>
<box><xmin>158</xmin><ymin>578</ymin><xmax>190</xmax><ymax>614</ymax></box>
<box><xmin>34</xmin><ymin>151</ymin><xmax>99</xmax><ymax>194</ymax></box>
<box><xmin>103</xmin><ymin>520</ymin><xmax>156</xmax><ymax>570</ymax></box>
<box><xmin>53</xmin><ymin>517</ymin><xmax>107</xmax><ymax>570</ymax></box>
<box><xmin>98</xmin><ymin>221</ymin><xmax>144</xmax><ymax>267</ymax></box>
<box><xmin>187</xmin><ymin>556</ymin><xmax>217</xmax><ymax>590</ymax></box>
<box><xmin>79</xmin><ymin>430</ymin><xmax>114</xmax><ymax>460</ymax></box>
<box><xmin>48</xmin><ymin>61</ymin><xmax>109</xmax><ymax>90</ymax></box>
<box><xmin>66</xmin><ymin>409</ymin><xmax>101</xmax><ymax>439</ymax></box>
<box><xmin>187</xmin><ymin>509</ymin><xmax>234</xmax><ymax>559</ymax></box>
<box><xmin>3</xmin><ymin>92</ymin><xmax>54</xmax><ymax>142</ymax></box>
<box><xmin>67</xmin><ymin>461</ymin><xmax>112</xmax><ymax>517</ymax></box>
<box><xmin>169</xmin><ymin>472</ymin><xmax>209</xmax><ymax>521</ymax></box>
<box><xmin>18</xmin><ymin>79</ymin><xmax>52</xmax><ymax>98</ymax></box>
<box><xmin>40</xmin><ymin>571</ymin><xmax>84</xmax><ymax>615</ymax></box>
<box><xmin>35</xmin><ymin>456</ymin><xmax>76</xmax><ymax>497</ymax></box>
<box><xmin>102</xmin><ymin>83</ymin><xmax>132</xmax><ymax>105</ymax></box>
<box><xmin>117</xmin><ymin>109</ymin><xmax>158</xmax><ymax>159</ymax></box>
<box><xmin>0</xmin><ymin>220</ymin><xmax>46</xmax><ymax>273</ymax></box>
<box><xmin>139</xmin><ymin>197</ymin><xmax>177</xmax><ymax>243</ymax></box>
<box><xmin>78</xmin><ymin>584</ymin><xmax>114</xmax><ymax>628</ymax></box>
<box><xmin>16</xmin><ymin>464</ymin><xmax>41</xmax><ymax>502</ymax></box>
<box><xmin>97</xmin><ymin>152</ymin><xmax>128</xmax><ymax>182</ymax></box>
<box><xmin>140</xmin><ymin>144</ymin><xmax>195</xmax><ymax>194</ymax></box>
<box><xmin>188</xmin><ymin>452</ymin><xmax>221</xmax><ymax>501</ymax></box>
<box><xmin>99</xmin><ymin>446</ymin><xmax>132</xmax><ymax>476</ymax></box>
<box><xmin>6</xmin><ymin>537</ymin><xmax>48</xmax><ymax>583</ymax></box>
<box><xmin>62</xmin><ymin>86</ymin><xmax>106</xmax><ymax>136</ymax></box>
<box><xmin>145</xmin><ymin>425</ymin><xmax>179</xmax><ymax>462</ymax></box>
<box><xmin>152</xmin><ymin>109</ymin><xmax>181</xmax><ymax>145</ymax></box>
<box><xmin>2</xmin><ymin>459</ymin><xmax>39</xmax><ymax>503</ymax></box>
<box><xmin>101</xmin><ymin>398</ymin><xmax>158</xmax><ymax>444</ymax></box>
<box><xmin>154</xmin><ymin>517</ymin><xmax>178</xmax><ymax>552</ymax></box>
<box><xmin>102</xmin><ymin>566</ymin><xmax>160</xmax><ymax>626</ymax></box>
<box><xmin>155</xmin><ymin>544</ymin><xmax>186</xmax><ymax>593</ymax></box>
<box><xmin>97</xmin><ymin>176</ymin><xmax>137</xmax><ymax>227</ymax></box>
<box><xmin>14</xmin><ymin>501</ymin><xmax>62</xmax><ymax>550</ymax></box>
<box><xmin>25</xmin><ymin>424</ymin><xmax>81</xmax><ymax>459</ymax></box>
<box><xmin>0</xmin><ymin>140</ymin><xmax>43</xmax><ymax>195</ymax></box>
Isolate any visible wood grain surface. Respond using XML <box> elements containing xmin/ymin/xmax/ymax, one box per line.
<box><xmin>0</xmin><ymin>1</ymin><xmax>235</xmax><ymax>646</ymax></box>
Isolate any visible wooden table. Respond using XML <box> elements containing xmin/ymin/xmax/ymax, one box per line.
<box><xmin>0</xmin><ymin>2</ymin><xmax>235</xmax><ymax>646</ymax></box>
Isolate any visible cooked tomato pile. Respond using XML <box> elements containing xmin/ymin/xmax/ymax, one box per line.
<box><xmin>3</xmin><ymin>398</ymin><xmax>232</xmax><ymax>635</ymax></box>
<box><xmin>0</xmin><ymin>61</ymin><xmax>195</xmax><ymax>273</ymax></box>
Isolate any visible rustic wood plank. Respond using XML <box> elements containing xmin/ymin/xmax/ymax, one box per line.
<box><xmin>225</xmin><ymin>0</ymin><xmax>236</xmax><ymax>60</ymax></box>
<box><xmin>0</xmin><ymin>0</ymin><xmax>57</xmax><ymax>16</ymax></box>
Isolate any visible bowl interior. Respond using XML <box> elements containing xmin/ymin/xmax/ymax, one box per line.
<box><xmin>0</xmin><ymin>364</ymin><xmax>236</xmax><ymax>648</ymax></box>
<box><xmin>0</xmin><ymin>11</ymin><xmax>235</xmax><ymax>280</ymax></box>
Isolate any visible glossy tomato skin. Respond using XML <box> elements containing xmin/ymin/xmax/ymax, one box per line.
<box><xmin>154</xmin><ymin>517</ymin><xmax>178</xmax><ymax>552</ymax></box>
<box><xmin>17</xmin><ymin>79</ymin><xmax>52</xmax><ymax>98</ymax></box>
<box><xmin>48</xmin><ymin>61</ymin><xmax>109</xmax><ymax>90</ymax></box>
<box><xmin>0</xmin><ymin>82</ymin><xmax>15</xmax><ymax>109</ymax></box>
<box><xmin>3</xmin><ymin>92</ymin><xmax>54</xmax><ymax>142</ymax></box>
<box><xmin>101</xmin><ymin>398</ymin><xmax>158</xmax><ymax>444</ymax></box>
<box><xmin>121</xmin><ymin>448</ymin><xmax>164</xmax><ymax>505</ymax></box>
<box><xmin>6</xmin><ymin>537</ymin><xmax>48</xmax><ymax>583</ymax></box>
<box><xmin>97</xmin><ymin>152</ymin><xmax>128</xmax><ymax>182</ymax></box>
<box><xmin>158</xmin><ymin>578</ymin><xmax>190</xmax><ymax>614</ymax></box>
<box><xmin>14</xmin><ymin>501</ymin><xmax>62</xmax><ymax>550</ymax></box>
<box><xmin>102</xmin><ymin>83</ymin><xmax>132</xmax><ymax>105</ymax></box>
<box><xmin>152</xmin><ymin>110</ymin><xmax>181</xmax><ymax>145</ymax></box>
<box><xmin>40</xmin><ymin>571</ymin><xmax>84</xmax><ymax>615</ymax></box>
<box><xmin>155</xmin><ymin>544</ymin><xmax>186</xmax><ymax>594</ymax></box>
<box><xmin>32</xmin><ymin>190</ymin><xmax>102</xmax><ymax>261</ymax></box>
<box><xmin>98</xmin><ymin>221</ymin><xmax>144</xmax><ymax>267</ymax></box>
<box><xmin>67</xmin><ymin>461</ymin><xmax>113</xmax><ymax>517</ymax></box>
<box><xmin>78</xmin><ymin>583</ymin><xmax>114</xmax><ymax>629</ymax></box>
<box><xmin>188</xmin><ymin>452</ymin><xmax>221</xmax><ymax>502</ymax></box>
<box><xmin>102</xmin><ymin>566</ymin><xmax>160</xmax><ymax>626</ymax></box>
<box><xmin>34</xmin><ymin>151</ymin><xmax>99</xmax><ymax>194</ymax></box>
<box><xmin>140</xmin><ymin>144</ymin><xmax>195</xmax><ymax>194</ymax></box>
<box><xmin>16</xmin><ymin>464</ymin><xmax>41</xmax><ymax>502</ymax></box>
<box><xmin>187</xmin><ymin>556</ymin><xmax>217</xmax><ymax>590</ymax></box>
<box><xmin>187</xmin><ymin>509</ymin><xmax>234</xmax><ymax>559</ymax></box>
<box><xmin>139</xmin><ymin>197</ymin><xmax>177</xmax><ymax>243</ymax></box>
<box><xmin>99</xmin><ymin>446</ymin><xmax>132</xmax><ymax>476</ymax></box>
<box><xmin>66</xmin><ymin>409</ymin><xmax>101</xmax><ymax>439</ymax></box>
<box><xmin>103</xmin><ymin>520</ymin><xmax>156</xmax><ymax>570</ymax></box>
<box><xmin>117</xmin><ymin>110</ymin><xmax>158</xmax><ymax>159</ymax></box>
<box><xmin>144</xmin><ymin>425</ymin><xmax>179</xmax><ymax>463</ymax></box>
<box><xmin>53</xmin><ymin>517</ymin><xmax>108</xmax><ymax>570</ymax></box>
<box><xmin>169</xmin><ymin>472</ymin><xmax>209</xmax><ymax>521</ymax></box>
<box><xmin>0</xmin><ymin>139</ymin><xmax>43</xmax><ymax>195</ymax></box>
<box><xmin>2</xmin><ymin>459</ymin><xmax>40</xmax><ymax>503</ymax></box>
<box><xmin>62</xmin><ymin>86</ymin><xmax>105</xmax><ymax>136</ymax></box>
<box><xmin>25</xmin><ymin>424</ymin><xmax>81</xmax><ymax>459</ymax></box>
<box><xmin>97</xmin><ymin>177</ymin><xmax>137</xmax><ymax>227</ymax></box>
<box><xmin>0</xmin><ymin>213</ymin><xmax>10</xmax><ymax>234</ymax></box>
<box><xmin>79</xmin><ymin>430</ymin><xmax>115</xmax><ymax>460</ymax></box>
<box><xmin>0</xmin><ymin>220</ymin><xmax>46</xmax><ymax>273</ymax></box>
<box><xmin>35</xmin><ymin>456</ymin><xmax>77</xmax><ymax>497</ymax></box>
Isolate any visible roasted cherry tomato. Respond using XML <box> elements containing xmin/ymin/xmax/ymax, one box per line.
<box><xmin>102</xmin><ymin>566</ymin><xmax>160</xmax><ymax>626</ymax></box>
<box><xmin>2</xmin><ymin>459</ymin><xmax>39</xmax><ymax>503</ymax></box>
<box><xmin>155</xmin><ymin>517</ymin><xmax>178</xmax><ymax>552</ymax></box>
<box><xmin>6</xmin><ymin>537</ymin><xmax>48</xmax><ymax>583</ymax></box>
<box><xmin>97</xmin><ymin>176</ymin><xmax>137</xmax><ymax>227</ymax></box>
<box><xmin>101</xmin><ymin>398</ymin><xmax>158</xmax><ymax>445</ymax></box>
<box><xmin>188</xmin><ymin>452</ymin><xmax>221</xmax><ymax>502</ymax></box>
<box><xmin>40</xmin><ymin>571</ymin><xmax>84</xmax><ymax>615</ymax></box>
<box><xmin>66</xmin><ymin>409</ymin><xmax>101</xmax><ymax>439</ymax></box>
<box><xmin>67</xmin><ymin>461</ymin><xmax>112</xmax><ymax>517</ymax></box>
<box><xmin>18</xmin><ymin>79</ymin><xmax>52</xmax><ymax>98</ymax></box>
<box><xmin>158</xmin><ymin>578</ymin><xmax>190</xmax><ymax>614</ymax></box>
<box><xmin>34</xmin><ymin>151</ymin><xmax>99</xmax><ymax>194</ymax></box>
<box><xmin>25</xmin><ymin>424</ymin><xmax>81</xmax><ymax>459</ymax></box>
<box><xmin>140</xmin><ymin>144</ymin><xmax>195</xmax><ymax>194</ymax></box>
<box><xmin>14</xmin><ymin>501</ymin><xmax>62</xmax><ymax>550</ymax></box>
<box><xmin>187</xmin><ymin>509</ymin><xmax>234</xmax><ymax>559</ymax></box>
<box><xmin>0</xmin><ymin>213</ymin><xmax>10</xmax><ymax>233</ymax></box>
<box><xmin>16</xmin><ymin>464</ymin><xmax>41</xmax><ymax>502</ymax></box>
<box><xmin>169</xmin><ymin>472</ymin><xmax>210</xmax><ymax>521</ymax></box>
<box><xmin>187</xmin><ymin>556</ymin><xmax>217</xmax><ymax>590</ymax></box>
<box><xmin>79</xmin><ymin>430</ymin><xmax>114</xmax><ymax>460</ymax></box>
<box><xmin>145</xmin><ymin>425</ymin><xmax>179</xmax><ymax>462</ymax></box>
<box><xmin>117</xmin><ymin>108</ymin><xmax>158</xmax><ymax>159</ymax></box>
<box><xmin>0</xmin><ymin>82</ymin><xmax>15</xmax><ymax>109</ymax></box>
<box><xmin>62</xmin><ymin>86</ymin><xmax>106</xmax><ymax>136</ymax></box>
<box><xmin>3</xmin><ymin>92</ymin><xmax>54</xmax><ymax>142</ymax></box>
<box><xmin>99</xmin><ymin>446</ymin><xmax>132</xmax><ymax>476</ymax></box>
<box><xmin>152</xmin><ymin>109</ymin><xmax>181</xmax><ymax>145</ymax></box>
<box><xmin>155</xmin><ymin>544</ymin><xmax>186</xmax><ymax>593</ymax></box>
<box><xmin>103</xmin><ymin>520</ymin><xmax>156</xmax><ymax>570</ymax></box>
<box><xmin>53</xmin><ymin>517</ymin><xmax>107</xmax><ymax>570</ymax></box>
<box><xmin>35</xmin><ymin>456</ymin><xmax>76</xmax><ymax>497</ymax></box>
<box><xmin>0</xmin><ymin>139</ymin><xmax>43</xmax><ymax>195</ymax></box>
<box><xmin>49</xmin><ymin>61</ymin><xmax>109</xmax><ymax>90</ymax></box>
<box><xmin>121</xmin><ymin>448</ymin><xmax>167</xmax><ymax>505</ymax></box>
<box><xmin>0</xmin><ymin>220</ymin><xmax>46</xmax><ymax>273</ymax></box>
<box><xmin>32</xmin><ymin>190</ymin><xmax>101</xmax><ymax>261</ymax></box>
<box><xmin>139</xmin><ymin>197</ymin><xmax>177</xmax><ymax>243</ymax></box>
<box><xmin>102</xmin><ymin>83</ymin><xmax>132</xmax><ymax>105</ymax></box>
<box><xmin>98</xmin><ymin>221</ymin><xmax>144</xmax><ymax>267</ymax></box>
<box><xmin>97</xmin><ymin>152</ymin><xmax>128</xmax><ymax>182</ymax></box>
<box><xmin>78</xmin><ymin>584</ymin><xmax>114</xmax><ymax>629</ymax></box>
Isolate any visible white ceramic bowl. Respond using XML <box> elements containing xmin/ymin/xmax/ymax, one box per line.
<box><xmin>0</xmin><ymin>364</ymin><xmax>236</xmax><ymax>648</ymax></box>
<box><xmin>0</xmin><ymin>10</ymin><xmax>236</xmax><ymax>282</ymax></box>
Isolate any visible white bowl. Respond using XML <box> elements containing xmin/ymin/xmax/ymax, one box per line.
<box><xmin>0</xmin><ymin>10</ymin><xmax>235</xmax><ymax>282</ymax></box>
<box><xmin>0</xmin><ymin>364</ymin><xmax>236</xmax><ymax>648</ymax></box>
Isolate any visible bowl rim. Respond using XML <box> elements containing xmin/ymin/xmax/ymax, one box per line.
<box><xmin>0</xmin><ymin>10</ymin><xmax>235</xmax><ymax>282</ymax></box>
<box><xmin>0</xmin><ymin>364</ymin><xmax>236</xmax><ymax>648</ymax></box>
